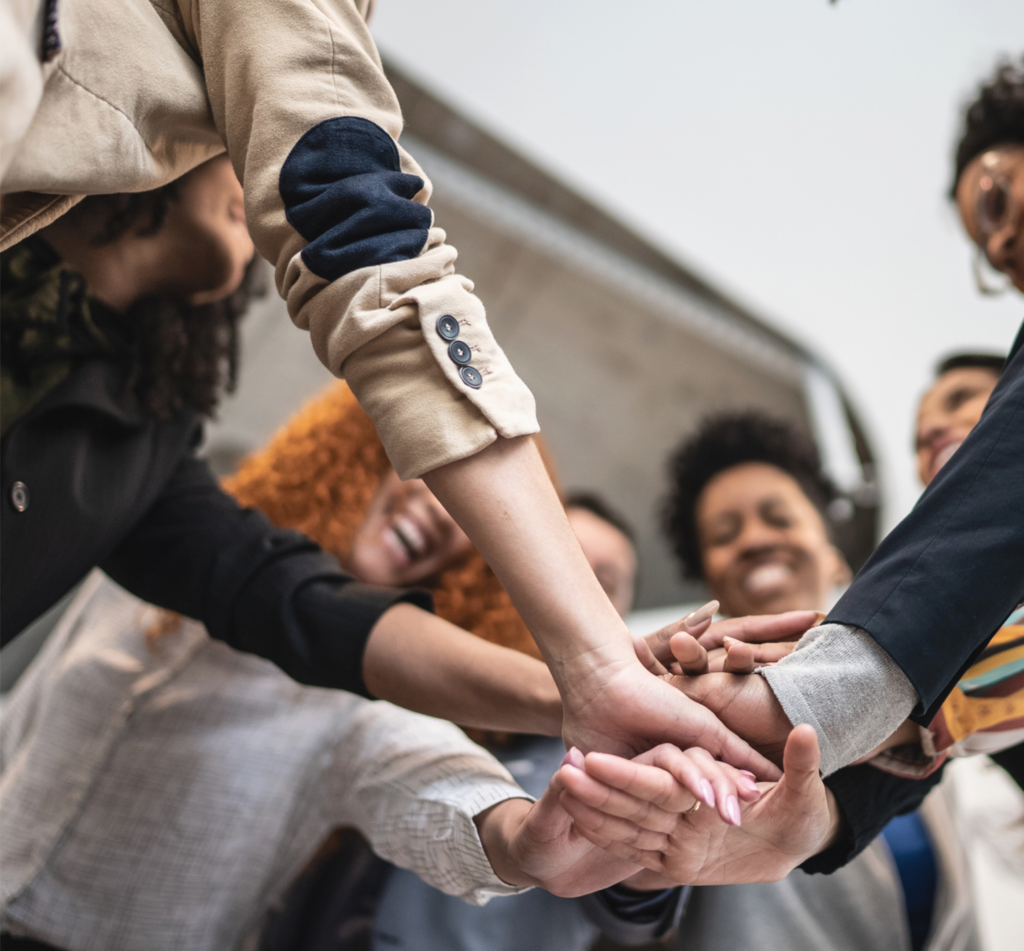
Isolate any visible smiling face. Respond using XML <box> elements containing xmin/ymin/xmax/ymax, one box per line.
<box><xmin>695</xmin><ymin>462</ymin><xmax>850</xmax><ymax>617</ymax></box>
<box><xmin>956</xmin><ymin>144</ymin><xmax>1024</xmax><ymax>293</ymax></box>
<box><xmin>915</xmin><ymin>366</ymin><xmax>1000</xmax><ymax>486</ymax></box>
<box><xmin>347</xmin><ymin>470</ymin><xmax>472</xmax><ymax>587</ymax></box>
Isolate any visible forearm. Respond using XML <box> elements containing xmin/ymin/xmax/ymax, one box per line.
<box><xmin>759</xmin><ymin>623</ymin><xmax>918</xmax><ymax>776</ymax></box>
<box><xmin>474</xmin><ymin>798</ymin><xmax>537</xmax><ymax>888</ymax></box>
<box><xmin>363</xmin><ymin>603</ymin><xmax>562</xmax><ymax>735</ymax></box>
<box><xmin>424</xmin><ymin>436</ymin><xmax>634</xmax><ymax>685</ymax></box>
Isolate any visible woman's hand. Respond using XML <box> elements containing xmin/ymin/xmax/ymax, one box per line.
<box><xmin>557</xmin><ymin>724</ymin><xmax>840</xmax><ymax>887</ymax></box>
<box><xmin>638</xmin><ymin>605</ymin><xmax>817</xmax><ymax>676</ymax></box>
<box><xmin>474</xmin><ymin>743</ymin><xmax>761</xmax><ymax>896</ymax></box>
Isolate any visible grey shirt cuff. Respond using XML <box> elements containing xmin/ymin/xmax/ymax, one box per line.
<box><xmin>759</xmin><ymin>623</ymin><xmax>919</xmax><ymax>776</ymax></box>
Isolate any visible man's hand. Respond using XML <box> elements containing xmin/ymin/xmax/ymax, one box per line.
<box><xmin>475</xmin><ymin>744</ymin><xmax>762</xmax><ymax>896</ymax></box>
<box><xmin>557</xmin><ymin>724</ymin><xmax>840</xmax><ymax>886</ymax></box>
<box><xmin>676</xmin><ymin>670</ymin><xmax>794</xmax><ymax>767</ymax></box>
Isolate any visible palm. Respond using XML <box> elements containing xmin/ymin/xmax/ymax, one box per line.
<box><xmin>657</xmin><ymin>776</ymin><xmax>833</xmax><ymax>885</ymax></box>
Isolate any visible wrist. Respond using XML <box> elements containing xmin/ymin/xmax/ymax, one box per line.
<box><xmin>474</xmin><ymin>798</ymin><xmax>535</xmax><ymax>887</ymax></box>
<box><xmin>818</xmin><ymin>788</ymin><xmax>844</xmax><ymax>854</ymax></box>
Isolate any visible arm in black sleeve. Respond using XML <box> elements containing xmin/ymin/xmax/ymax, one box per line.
<box><xmin>825</xmin><ymin>323</ymin><xmax>1024</xmax><ymax>723</ymax></box>
<box><xmin>580</xmin><ymin>885</ymin><xmax>689</xmax><ymax>945</ymax></box>
<box><xmin>100</xmin><ymin>453</ymin><xmax>431</xmax><ymax>696</ymax></box>
<box><xmin>799</xmin><ymin>762</ymin><xmax>947</xmax><ymax>875</ymax></box>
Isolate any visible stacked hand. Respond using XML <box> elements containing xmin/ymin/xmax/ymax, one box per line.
<box><xmin>555</xmin><ymin>724</ymin><xmax>840</xmax><ymax>887</ymax></box>
<box><xmin>476</xmin><ymin>743</ymin><xmax>760</xmax><ymax>896</ymax></box>
<box><xmin>623</xmin><ymin>602</ymin><xmax>815</xmax><ymax>767</ymax></box>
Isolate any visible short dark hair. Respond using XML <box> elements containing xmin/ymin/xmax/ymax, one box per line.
<box><xmin>935</xmin><ymin>352</ymin><xmax>1005</xmax><ymax>377</ymax></box>
<box><xmin>663</xmin><ymin>413</ymin><xmax>837</xmax><ymax>581</ymax></box>
<box><xmin>952</xmin><ymin>57</ymin><xmax>1024</xmax><ymax>196</ymax></box>
<box><xmin>564</xmin><ymin>491</ymin><xmax>635</xmax><ymax>544</ymax></box>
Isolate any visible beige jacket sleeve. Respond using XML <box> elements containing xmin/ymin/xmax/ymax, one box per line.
<box><xmin>177</xmin><ymin>0</ymin><xmax>538</xmax><ymax>478</ymax></box>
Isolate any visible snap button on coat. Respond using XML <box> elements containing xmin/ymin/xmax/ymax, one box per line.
<box><xmin>448</xmin><ymin>340</ymin><xmax>472</xmax><ymax>366</ymax></box>
<box><xmin>435</xmin><ymin>315</ymin><xmax>460</xmax><ymax>340</ymax></box>
<box><xmin>459</xmin><ymin>366</ymin><xmax>483</xmax><ymax>389</ymax></box>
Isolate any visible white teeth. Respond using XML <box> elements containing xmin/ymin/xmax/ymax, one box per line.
<box><xmin>932</xmin><ymin>442</ymin><xmax>962</xmax><ymax>478</ymax></box>
<box><xmin>743</xmin><ymin>563</ymin><xmax>792</xmax><ymax>594</ymax></box>
<box><xmin>392</xmin><ymin>517</ymin><xmax>426</xmax><ymax>557</ymax></box>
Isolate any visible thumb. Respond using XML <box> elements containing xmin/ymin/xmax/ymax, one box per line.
<box><xmin>780</xmin><ymin>724</ymin><xmax>821</xmax><ymax>796</ymax></box>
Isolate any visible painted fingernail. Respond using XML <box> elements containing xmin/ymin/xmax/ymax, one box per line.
<box><xmin>684</xmin><ymin>601</ymin><xmax>720</xmax><ymax>628</ymax></box>
<box><xmin>561</xmin><ymin>747</ymin><xmax>585</xmax><ymax>769</ymax></box>
<box><xmin>700</xmin><ymin>779</ymin><xmax>716</xmax><ymax>808</ymax></box>
<box><xmin>737</xmin><ymin>773</ymin><xmax>758</xmax><ymax>790</ymax></box>
<box><xmin>740</xmin><ymin>771</ymin><xmax>757</xmax><ymax>781</ymax></box>
<box><xmin>726</xmin><ymin>796</ymin><xmax>742</xmax><ymax>826</ymax></box>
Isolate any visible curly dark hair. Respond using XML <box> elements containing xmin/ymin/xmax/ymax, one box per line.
<box><xmin>952</xmin><ymin>57</ymin><xmax>1024</xmax><ymax>195</ymax></box>
<box><xmin>663</xmin><ymin>412</ymin><xmax>838</xmax><ymax>581</ymax></box>
<box><xmin>65</xmin><ymin>182</ymin><xmax>259</xmax><ymax>420</ymax></box>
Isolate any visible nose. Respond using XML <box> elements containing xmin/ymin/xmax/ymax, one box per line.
<box><xmin>734</xmin><ymin>517</ymin><xmax>784</xmax><ymax>554</ymax></box>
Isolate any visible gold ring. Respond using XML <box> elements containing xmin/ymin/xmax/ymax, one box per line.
<box><xmin>683</xmin><ymin>799</ymin><xmax>701</xmax><ymax>815</ymax></box>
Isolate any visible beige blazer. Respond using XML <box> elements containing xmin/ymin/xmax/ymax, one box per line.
<box><xmin>0</xmin><ymin>0</ymin><xmax>538</xmax><ymax>478</ymax></box>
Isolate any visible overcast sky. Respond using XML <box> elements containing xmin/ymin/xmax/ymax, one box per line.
<box><xmin>373</xmin><ymin>0</ymin><xmax>1023</xmax><ymax>528</ymax></box>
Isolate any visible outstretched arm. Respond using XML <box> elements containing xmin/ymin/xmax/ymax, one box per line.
<box><xmin>427</xmin><ymin>437</ymin><xmax>780</xmax><ymax>778</ymax></box>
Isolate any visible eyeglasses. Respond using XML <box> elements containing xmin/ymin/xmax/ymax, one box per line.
<box><xmin>971</xmin><ymin>149</ymin><xmax>1023</xmax><ymax>295</ymax></box>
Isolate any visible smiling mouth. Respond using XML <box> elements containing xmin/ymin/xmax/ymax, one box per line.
<box><xmin>391</xmin><ymin>517</ymin><xmax>428</xmax><ymax>561</ymax></box>
<box><xmin>742</xmin><ymin>562</ymin><xmax>794</xmax><ymax>595</ymax></box>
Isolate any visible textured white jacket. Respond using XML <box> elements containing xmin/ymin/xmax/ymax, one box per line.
<box><xmin>0</xmin><ymin>573</ymin><xmax>530</xmax><ymax>951</ymax></box>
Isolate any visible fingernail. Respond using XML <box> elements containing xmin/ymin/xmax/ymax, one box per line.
<box><xmin>726</xmin><ymin>796</ymin><xmax>742</xmax><ymax>826</ymax></box>
<box><xmin>700</xmin><ymin>780</ymin><xmax>716</xmax><ymax>808</ymax></box>
<box><xmin>684</xmin><ymin>601</ymin><xmax>719</xmax><ymax>628</ymax></box>
<box><xmin>740</xmin><ymin>771</ymin><xmax>757</xmax><ymax>781</ymax></box>
<box><xmin>561</xmin><ymin>747</ymin><xmax>585</xmax><ymax>769</ymax></box>
<box><xmin>737</xmin><ymin>773</ymin><xmax>758</xmax><ymax>790</ymax></box>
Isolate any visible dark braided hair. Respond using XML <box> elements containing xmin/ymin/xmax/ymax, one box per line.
<box><xmin>952</xmin><ymin>57</ymin><xmax>1024</xmax><ymax>196</ymax></box>
<box><xmin>65</xmin><ymin>182</ymin><xmax>259</xmax><ymax>420</ymax></box>
<box><xmin>663</xmin><ymin>413</ymin><xmax>838</xmax><ymax>581</ymax></box>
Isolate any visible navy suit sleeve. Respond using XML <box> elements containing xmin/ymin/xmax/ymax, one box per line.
<box><xmin>826</xmin><ymin>322</ymin><xmax>1024</xmax><ymax>722</ymax></box>
<box><xmin>799</xmin><ymin>762</ymin><xmax>947</xmax><ymax>874</ymax></box>
<box><xmin>580</xmin><ymin>885</ymin><xmax>689</xmax><ymax>944</ymax></box>
<box><xmin>101</xmin><ymin>454</ymin><xmax>431</xmax><ymax>697</ymax></box>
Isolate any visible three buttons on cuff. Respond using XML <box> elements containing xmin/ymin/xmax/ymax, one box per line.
<box><xmin>435</xmin><ymin>315</ymin><xmax>482</xmax><ymax>389</ymax></box>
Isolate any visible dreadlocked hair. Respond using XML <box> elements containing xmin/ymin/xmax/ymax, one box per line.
<box><xmin>60</xmin><ymin>181</ymin><xmax>258</xmax><ymax>420</ymax></box>
<box><xmin>222</xmin><ymin>381</ymin><xmax>542</xmax><ymax>661</ymax></box>
<box><xmin>952</xmin><ymin>57</ymin><xmax>1024</xmax><ymax>196</ymax></box>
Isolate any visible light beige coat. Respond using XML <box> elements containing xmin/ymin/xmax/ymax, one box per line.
<box><xmin>0</xmin><ymin>0</ymin><xmax>538</xmax><ymax>478</ymax></box>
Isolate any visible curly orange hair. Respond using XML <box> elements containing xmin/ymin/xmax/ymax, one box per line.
<box><xmin>223</xmin><ymin>381</ymin><xmax>544</xmax><ymax>661</ymax></box>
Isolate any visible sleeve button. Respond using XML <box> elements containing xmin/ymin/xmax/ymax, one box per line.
<box><xmin>436</xmin><ymin>315</ymin><xmax>460</xmax><ymax>341</ymax></box>
<box><xmin>459</xmin><ymin>365</ymin><xmax>483</xmax><ymax>389</ymax></box>
<box><xmin>448</xmin><ymin>340</ymin><xmax>472</xmax><ymax>366</ymax></box>
<box><xmin>9</xmin><ymin>481</ymin><xmax>29</xmax><ymax>512</ymax></box>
